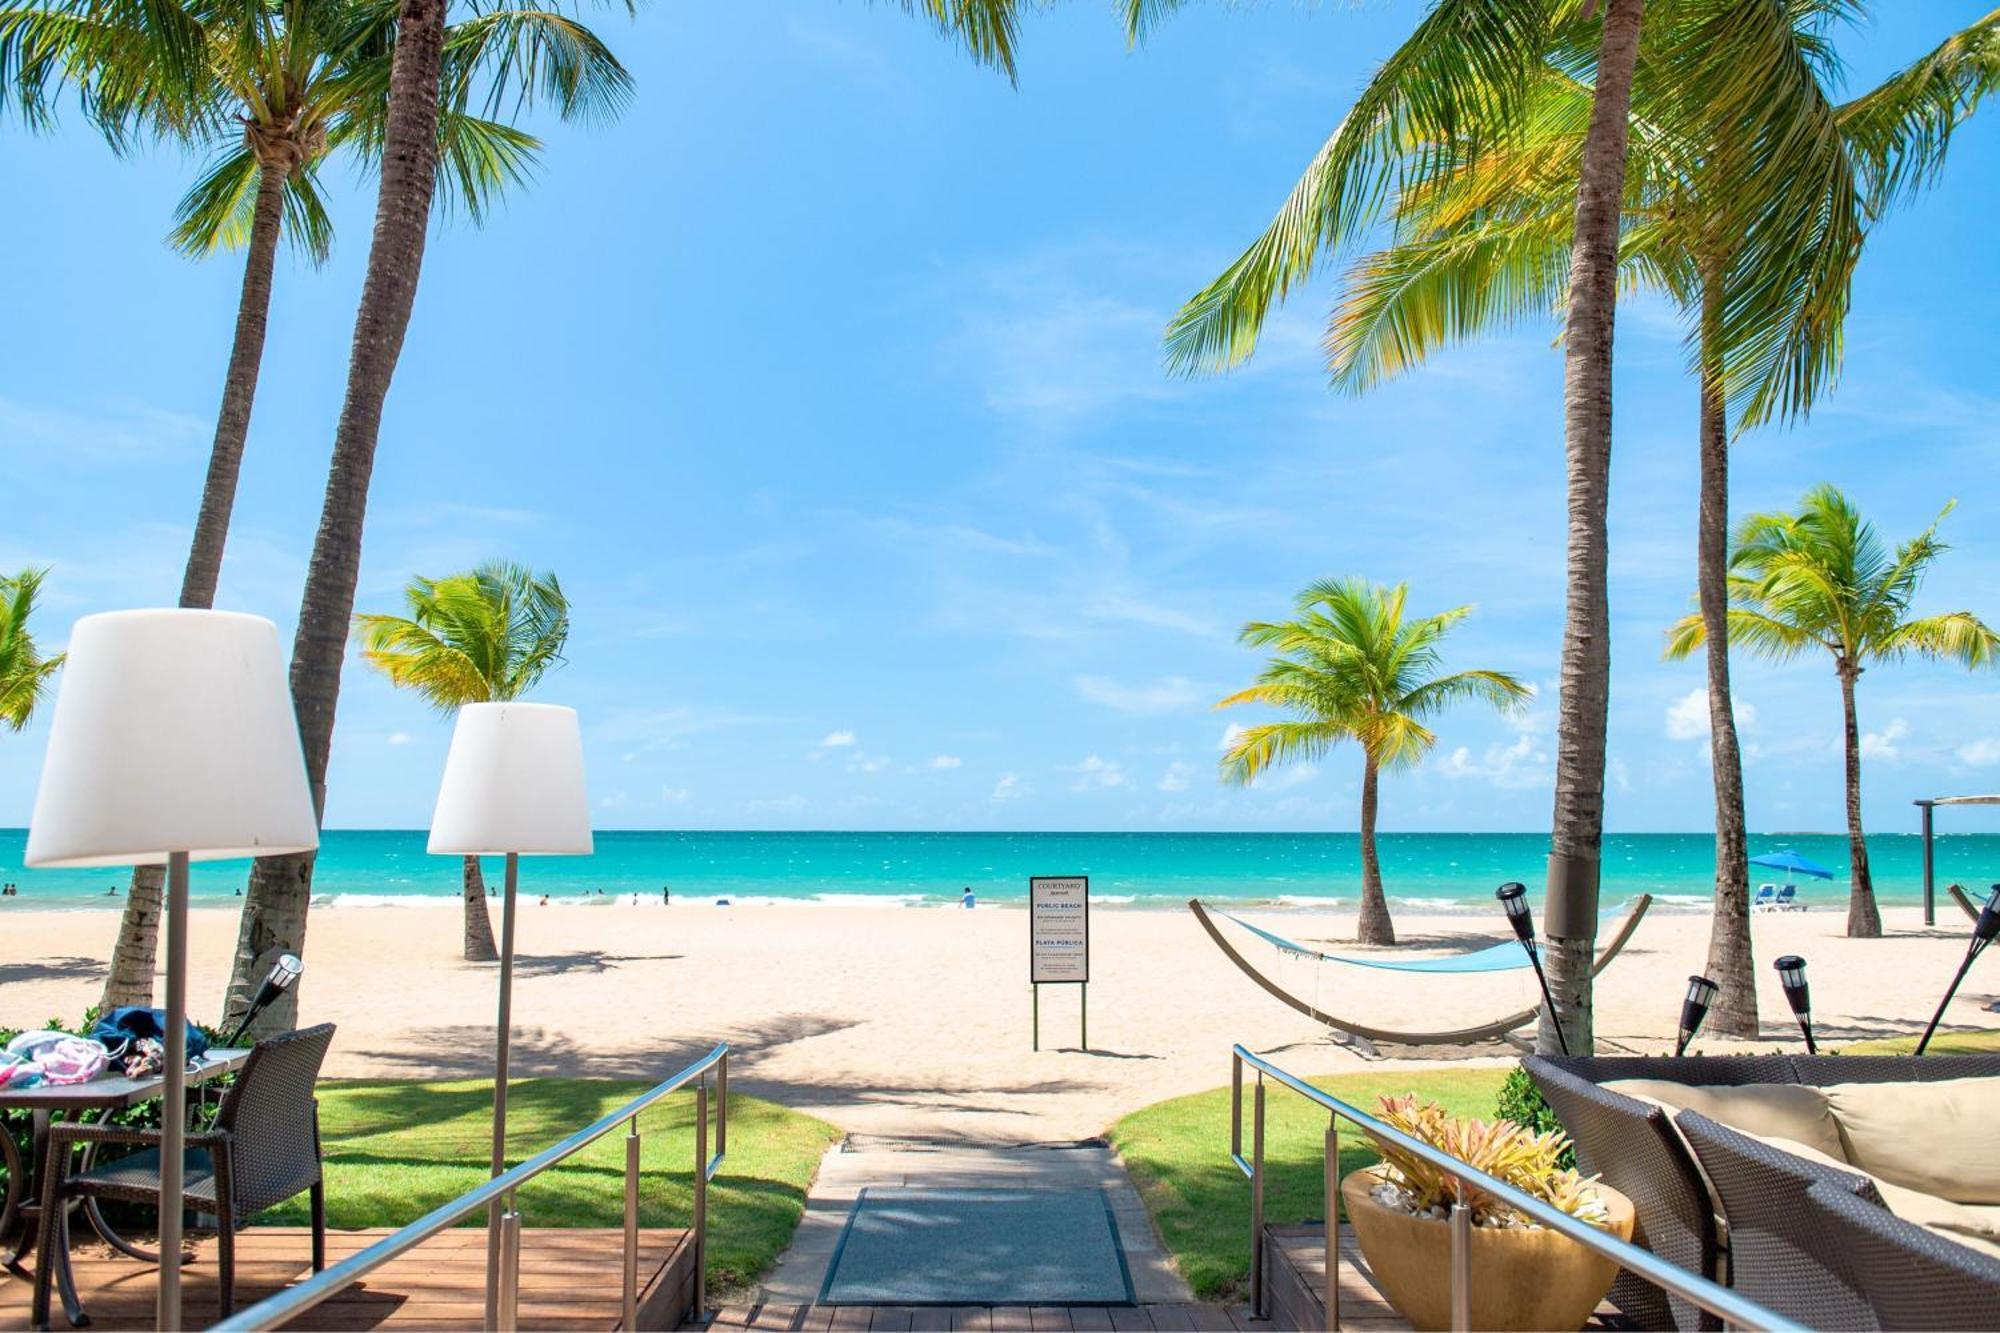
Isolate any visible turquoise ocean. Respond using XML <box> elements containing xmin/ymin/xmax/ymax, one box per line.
<box><xmin>0</xmin><ymin>828</ymin><xmax>1993</xmax><ymax>912</ymax></box>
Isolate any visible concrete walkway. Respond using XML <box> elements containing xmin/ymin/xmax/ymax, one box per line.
<box><xmin>760</xmin><ymin>1139</ymin><xmax>1191</xmax><ymax>1306</ymax></box>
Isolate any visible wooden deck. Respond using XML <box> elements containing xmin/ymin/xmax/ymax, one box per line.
<box><xmin>0</xmin><ymin>1226</ymin><xmax>697</xmax><ymax>1331</ymax></box>
<box><xmin>1261</xmin><ymin>1223</ymin><xmax>1408</xmax><ymax>1331</ymax></box>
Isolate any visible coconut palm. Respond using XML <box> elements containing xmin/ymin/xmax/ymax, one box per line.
<box><xmin>225</xmin><ymin>0</ymin><xmax>1039</xmax><ymax>1036</ymax></box>
<box><xmin>1668</xmin><ymin>486</ymin><xmax>1997</xmax><ymax>938</ymax></box>
<box><xmin>1130</xmin><ymin>0</ymin><xmax>1661</xmax><ymax>1052</ymax></box>
<box><xmin>14</xmin><ymin>0</ymin><xmax>635</xmax><ymax>1014</ymax></box>
<box><xmin>1219</xmin><ymin>579</ymin><xmax>1529</xmax><ymax>946</ymax></box>
<box><xmin>0</xmin><ymin>568</ymin><xmax>63</xmax><ymax>732</ymax></box>
<box><xmin>1126</xmin><ymin>0</ymin><xmax>1993</xmax><ymax>1050</ymax></box>
<box><xmin>355</xmin><ymin>562</ymin><xmax>569</xmax><ymax>961</ymax></box>
<box><xmin>1297</xmin><ymin>11</ymin><xmax>2000</xmax><ymax>1032</ymax></box>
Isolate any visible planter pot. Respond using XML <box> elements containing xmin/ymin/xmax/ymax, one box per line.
<box><xmin>1340</xmin><ymin>1164</ymin><xmax>1635</xmax><ymax>1332</ymax></box>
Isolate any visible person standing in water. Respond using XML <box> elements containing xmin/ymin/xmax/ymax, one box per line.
<box><xmin>662</xmin><ymin>885</ymin><xmax>671</xmax><ymax>906</ymax></box>
<box><xmin>960</xmin><ymin>886</ymin><xmax>976</xmax><ymax>909</ymax></box>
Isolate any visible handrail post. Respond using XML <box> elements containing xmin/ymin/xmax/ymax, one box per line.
<box><xmin>1324</xmin><ymin>1114</ymin><xmax>1339</xmax><ymax>1330</ymax></box>
<box><xmin>1229</xmin><ymin>1050</ymin><xmax>1243</xmax><ymax>1164</ymax></box>
<box><xmin>497</xmin><ymin>1198</ymin><xmax>522</xmax><ymax>1333</ymax></box>
<box><xmin>694</xmin><ymin>1080</ymin><xmax>710</xmax><ymax>1325</ymax></box>
<box><xmin>1250</xmin><ymin>1075</ymin><xmax>1266</xmax><ymax>1320</ymax></box>
<box><xmin>1448</xmin><ymin>1188</ymin><xmax>1472</xmax><ymax>1332</ymax></box>
<box><xmin>623</xmin><ymin>1113</ymin><xmax>640</xmax><ymax>1331</ymax></box>
<box><xmin>717</xmin><ymin>1051</ymin><xmax>728</xmax><ymax>1165</ymax></box>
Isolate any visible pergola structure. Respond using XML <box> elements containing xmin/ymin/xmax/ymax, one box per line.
<box><xmin>1914</xmin><ymin>794</ymin><xmax>2000</xmax><ymax>926</ymax></box>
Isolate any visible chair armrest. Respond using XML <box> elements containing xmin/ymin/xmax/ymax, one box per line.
<box><xmin>47</xmin><ymin>1122</ymin><xmax>227</xmax><ymax>1151</ymax></box>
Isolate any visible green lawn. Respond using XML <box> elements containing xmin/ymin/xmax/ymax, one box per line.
<box><xmin>1839</xmin><ymin>1027</ymin><xmax>2000</xmax><ymax>1055</ymax></box>
<box><xmin>1106</xmin><ymin>1066</ymin><xmax>1511</xmax><ymax>1299</ymax></box>
<box><xmin>255</xmin><ymin>1078</ymin><xmax>841</xmax><ymax>1294</ymax></box>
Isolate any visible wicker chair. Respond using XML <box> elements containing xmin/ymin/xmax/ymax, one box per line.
<box><xmin>1674</xmin><ymin>1109</ymin><xmax>1882</xmax><ymax>1330</ymax></box>
<box><xmin>1524</xmin><ymin>1055</ymin><xmax>1726</xmax><ymax>1330</ymax></box>
<box><xmin>32</xmin><ymin>1023</ymin><xmax>335</xmax><ymax>1326</ymax></box>
<box><xmin>1805</xmin><ymin>1181</ymin><xmax>2000</xmax><ymax>1330</ymax></box>
<box><xmin>1526</xmin><ymin>1053</ymin><xmax>2000</xmax><ymax>1329</ymax></box>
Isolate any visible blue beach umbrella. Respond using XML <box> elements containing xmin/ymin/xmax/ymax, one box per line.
<box><xmin>1750</xmin><ymin>848</ymin><xmax>1837</xmax><ymax>890</ymax></box>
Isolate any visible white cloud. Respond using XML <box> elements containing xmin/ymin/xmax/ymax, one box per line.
<box><xmin>387</xmin><ymin>732</ymin><xmax>412</xmax><ymax>747</ymax></box>
<box><xmin>819</xmin><ymin>730</ymin><xmax>857</xmax><ymax>748</ymax></box>
<box><xmin>1862</xmin><ymin>718</ymin><xmax>1909</xmax><ymax>761</ymax></box>
<box><xmin>1075</xmin><ymin>674</ymin><xmax>1203</xmax><ymax>714</ymax></box>
<box><xmin>1066</xmin><ymin>754</ymin><xmax>1130</xmax><ymax>791</ymax></box>
<box><xmin>748</xmin><ymin>793</ymin><xmax>809</xmax><ymax>814</ymax></box>
<box><xmin>991</xmin><ymin>773</ymin><xmax>1025</xmax><ymax>803</ymax></box>
<box><xmin>1439</xmin><ymin>734</ymin><xmax>1550</xmax><ymax>791</ymax></box>
<box><xmin>929</xmin><ymin>755</ymin><xmax>963</xmax><ymax>770</ymax></box>
<box><xmin>1218</xmin><ymin>723</ymin><xmax>1249</xmax><ymax>753</ymax></box>
<box><xmin>1158</xmin><ymin>760</ymin><xmax>1196</xmax><ymax>793</ymax></box>
<box><xmin>1665</xmin><ymin>688</ymin><xmax>1757</xmax><ymax>742</ymax></box>
<box><xmin>848</xmin><ymin>752</ymin><xmax>892</xmax><ymax>774</ymax></box>
<box><xmin>1262</xmin><ymin>763</ymin><xmax>1319</xmax><ymax>790</ymax></box>
<box><xmin>1958</xmin><ymin>738</ymin><xmax>2000</xmax><ymax>767</ymax></box>
<box><xmin>660</xmin><ymin>787</ymin><xmax>691</xmax><ymax>804</ymax></box>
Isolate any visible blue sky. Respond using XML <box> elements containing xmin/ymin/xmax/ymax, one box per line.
<box><xmin>4</xmin><ymin>1</ymin><xmax>1998</xmax><ymax>835</ymax></box>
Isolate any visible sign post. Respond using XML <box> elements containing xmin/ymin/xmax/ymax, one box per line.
<box><xmin>1029</xmin><ymin>875</ymin><xmax>1089</xmax><ymax>1051</ymax></box>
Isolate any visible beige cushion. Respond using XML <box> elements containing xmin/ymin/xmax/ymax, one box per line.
<box><xmin>1823</xmin><ymin>1078</ymin><xmax>2000</xmax><ymax>1204</ymax></box>
<box><xmin>1605</xmin><ymin>1079</ymin><xmax>1849</xmax><ymax>1161</ymax></box>
<box><xmin>1761</xmin><ymin>1135</ymin><xmax>2000</xmax><ymax>1260</ymax></box>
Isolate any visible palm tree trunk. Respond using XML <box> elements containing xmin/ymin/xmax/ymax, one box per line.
<box><xmin>1839</xmin><ymin>663</ymin><xmax>1881</xmax><ymax>938</ymax></box>
<box><xmin>1356</xmin><ymin>755</ymin><xmax>1395</xmax><ymax>946</ymax></box>
<box><xmin>224</xmin><ymin>0</ymin><xmax>448</xmax><ymax>1036</ymax></box>
<box><xmin>99</xmin><ymin>864</ymin><xmax>163</xmax><ymax>1010</ymax></box>
<box><xmin>463</xmin><ymin>855</ymin><xmax>498</xmax><ymax>961</ymax></box>
<box><xmin>1696</xmin><ymin>271</ymin><xmax>1756</xmax><ymax>1037</ymax></box>
<box><xmin>100</xmin><ymin>162</ymin><xmax>289</xmax><ymax>1014</ymax></box>
<box><xmin>1541</xmin><ymin>0</ymin><xmax>1644</xmax><ymax>1059</ymax></box>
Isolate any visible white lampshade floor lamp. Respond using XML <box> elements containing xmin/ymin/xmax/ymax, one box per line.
<box><xmin>426</xmin><ymin>702</ymin><xmax>592</xmax><ymax>1327</ymax></box>
<box><xmin>24</xmin><ymin>611</ymin><xmax>319</xmax><ymax>1330</ymax></box>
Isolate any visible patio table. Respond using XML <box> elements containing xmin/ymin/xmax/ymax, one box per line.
<box><xmin>0</xmin><ymin>1047</ymin><xmax>249</xmax><ymax>1327</ymax></box>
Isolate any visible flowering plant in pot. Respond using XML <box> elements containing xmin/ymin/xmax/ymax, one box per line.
<box><xmin>1341</xmin><ymin>1094</ymin><xmax>1635</xmax><ymax>1332</ymax></box>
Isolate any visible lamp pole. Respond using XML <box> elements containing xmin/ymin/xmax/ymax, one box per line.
<box><xmin>1675</xmin><ymin>975</ymin><xmax>1719</xmax><ymax>1058</ymax></box>
<box><xmin>159</xmin><ymin>850</ymin><xmax>189</xmax><ymax>1330</ymax></box>
<box><xmin>1774</xmin><ymin>955</ymin><xmax>1815</xmax><ymax>1054</ymax></box>
<box><xmin>1917</xmin><ymin>884</ymin><xmax>2000</xmax><ymax>1055</ymax></box>
<box><xmin>487</xmin><ymin>851</ymin><xmax>519</xmax><ymax>1327</ymax></box>
<box><xmin>1497</xmin><ymin>882</ymin><xmax>1569</xmax><ymax>1057</ymax></box>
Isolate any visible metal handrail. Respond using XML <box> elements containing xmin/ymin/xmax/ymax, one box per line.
<box><xmin>213</xmin><ymin>1041</ymin><xmax>729</xmax><ymax>1333</ymax></box>
<box><xmin>1230</xmin><ymin>1044</ymin><xmax>1802</xmax><ymax>1333</ymax></box>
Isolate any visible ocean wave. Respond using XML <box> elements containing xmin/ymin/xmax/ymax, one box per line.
<box><xmin>1391</xmin><ymin>897</ymin><xmax>1468</xmax><ymax>911</ymax></box>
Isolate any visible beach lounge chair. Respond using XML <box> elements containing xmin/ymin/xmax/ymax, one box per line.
<box><xmin>33</xmin><ymin>1023</ymin><xmax>335</xmax><ymax>1325</ymax></box>
<box><xmin>1754</xmin><ymin>883</ymin><xmax>1778</xmax><ymax>912</ymax></box>
<box><xmin>1775</xmin><ymin>884</ymin><xmax>1800</xmax><ymax>911</ymax></box>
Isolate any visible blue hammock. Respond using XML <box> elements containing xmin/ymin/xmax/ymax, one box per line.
<box><xmin>1214</xmin><ymin>909</ymin><xmax>1532</xmax><ymax>974</ymax></box>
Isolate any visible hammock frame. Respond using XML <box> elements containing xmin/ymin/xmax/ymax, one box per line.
<box><xmin>1189</xmin><ymin>893</ymin><xmax>1654</xmax><ymax>1046</ymax></box>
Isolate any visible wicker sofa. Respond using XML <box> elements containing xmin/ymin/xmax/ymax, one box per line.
<box><xmin>1523</xmin><ymin>1053</ymin><xmax>2000</xmax><ymax>1331</ymax></box>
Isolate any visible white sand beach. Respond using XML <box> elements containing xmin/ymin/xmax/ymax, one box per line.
<box><xmin>2</xmin><ymin>901</ymin><xmax>1992</xmax><ymax>1139</ymax></box>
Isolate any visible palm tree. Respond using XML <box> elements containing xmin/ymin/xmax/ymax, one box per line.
<box><xmin>0</xmin><ymin>568</ymin><xmax>63</xmax><ymax>732</ymax></box>
<box><xmin>10</xmin><ymin>0</ymin><xmax>635</xmax><ymax>1014</ymax></box>
<box><xmin>1128</xmin><ymin>0</ymin><xmax>1654</xmax><ymax>1052</ymax></box>
<box><xmin>1668</xmin><ymin>486</ymin><xmax>1997</xmax><ymax>938</ymax></box>
<box><xmin>1219</xmin><ymin>579</ymin><xmax>1529</xmax><ymax>945</ymax></box>
<box><xmin>355</xmin><ymin>562</ymin><xmax>569</xmax><ymax>961</ymax></box>
<box><xmin>1300</xmin><ymin>10</ymin><xmax>2000</xmax><ymax>1033</ymax></box>
<box><xmin>223</xmin><ymin>0</ymin><xmax>1037</xmax><ymax>1035</ymax></box>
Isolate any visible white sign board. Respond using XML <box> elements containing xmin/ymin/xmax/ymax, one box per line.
<box><xmin>1029</xmin><ymin>876</ymin><xmax>1090</xmax><ymax>984</ymax></box>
